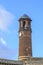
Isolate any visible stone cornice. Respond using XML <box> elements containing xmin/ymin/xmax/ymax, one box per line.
<box><xmin>0</xmin><ymin>58</ymin><xmax>23</xmax><ymax>64</ymax></box>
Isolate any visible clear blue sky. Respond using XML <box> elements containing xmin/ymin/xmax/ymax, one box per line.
<box><xmin>0</xmin><ymin>0</ymin><xmax>43</xmax><ymax>60</ymax></box>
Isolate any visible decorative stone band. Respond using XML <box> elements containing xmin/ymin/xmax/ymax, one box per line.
<box><xmin>18</xmin><ymin>56</ymin><xmax>32</xmax><ymax>61</ymax></box>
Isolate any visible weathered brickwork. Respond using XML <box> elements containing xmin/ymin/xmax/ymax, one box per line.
<box><xmin>18</xmin><ymin>14</ymin><xmax>32</xmax><ymax>60</ymax></box>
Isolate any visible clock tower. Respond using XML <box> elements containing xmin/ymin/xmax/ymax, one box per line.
<box><xmin>18</xmin><ymin>14</ymin><xmax>32</xmax><ymax>61</ymax></box>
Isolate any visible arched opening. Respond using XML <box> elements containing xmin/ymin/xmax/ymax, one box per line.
<box><xmin>23</xmin><ymin>21</ymin><xmax>26</xmax><ymax>30</ymax></box>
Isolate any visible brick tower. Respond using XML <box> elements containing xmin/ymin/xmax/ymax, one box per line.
<box><xmin>18</xmin><ymin>14</ymin><xmax>32</xmax><ymax>61</ymax></box>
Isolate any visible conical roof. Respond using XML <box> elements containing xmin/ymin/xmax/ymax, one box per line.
<box><xmin>21</xmin><ymin>14</ymin><xmax>29</xmax><ymax>18</ymax></box>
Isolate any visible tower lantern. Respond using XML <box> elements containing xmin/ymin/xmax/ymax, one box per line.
<box><xmin>18</xmin><ymin>14</ymin><xmax>32</xmax><ymax>61</ymax></box>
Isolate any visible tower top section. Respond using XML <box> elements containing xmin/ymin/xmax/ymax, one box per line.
<box><xmin>19</xmin><ymin>14</ymin><xmax>32</xmax><ymax>21</ymax></box>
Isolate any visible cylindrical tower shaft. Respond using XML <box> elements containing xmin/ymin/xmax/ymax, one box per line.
<box><xmin>18</xmin><ymin>14</ymin><xmax>32</xmax><ymax>61</ymax></box>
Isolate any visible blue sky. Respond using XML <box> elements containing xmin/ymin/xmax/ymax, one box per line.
<box><xmin>0</xmin><ymin>0</ymin><xmax>43</xmax><ymax>60</ymax></box>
